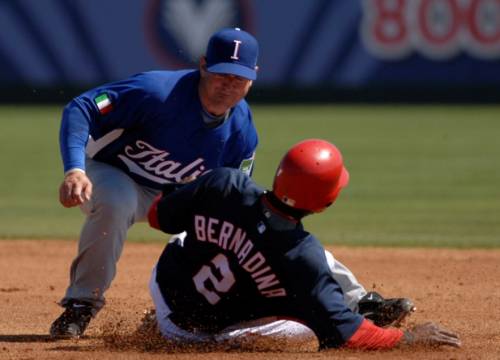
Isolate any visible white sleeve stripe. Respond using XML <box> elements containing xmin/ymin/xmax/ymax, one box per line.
<box><xmin>64</xmin><ymin>168</ymin><xmax>85</xmax><ymax>176</ymax></box>
<box><xmin>86</xmin><ymin>128</ymin><xmax>124</xmax><ymax>158</ymax></box>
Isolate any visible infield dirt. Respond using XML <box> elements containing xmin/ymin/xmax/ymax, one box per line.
<box><xmin>1</xmin><ymin>240</ymin><xmax>499</xmax><ymax>359</ymax></box>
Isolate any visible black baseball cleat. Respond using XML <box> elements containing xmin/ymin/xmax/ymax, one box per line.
<box><xmin>358</xmin><ymin>291</ymin><xmax>416</xmax><ymax>327</ymax></box>
<box><xmin>49</xmin><ymin>301</ymin><xmax>94</xmax><ymax>339</ymax></box>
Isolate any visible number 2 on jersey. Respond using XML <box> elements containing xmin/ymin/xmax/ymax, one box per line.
<box><xmin>192</xmin><ymin>253</ymin><xmax>235</xmax><ymax>304</ymax></box>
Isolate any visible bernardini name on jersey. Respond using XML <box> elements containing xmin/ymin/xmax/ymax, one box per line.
<box><xmin>194</xmin><ymin>215</ymin><xmax>287</xmax><ymax>298</ymax></box>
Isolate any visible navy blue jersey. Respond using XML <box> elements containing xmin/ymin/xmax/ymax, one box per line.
<box><xmin>59</xmin><ymin>70</ymin><xmax>258</xmax><ymax>189</ymax></box>
<box><xmin>154</xmin><ymin>168</ymin><xmax>363</xmax><ymax>349</ymax></box>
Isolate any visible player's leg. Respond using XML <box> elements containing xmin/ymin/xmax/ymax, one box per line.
<box><xmin>325</xmin><ymin>250</ymin><xmax>415</xmax><ymax>327</ymax></box>
<box><xmin>215</xmin><ymin>318</ymin><xmax>316</xmax><ymax>350</ymax></box>
<box><xmin>149</xmin><ymin>266</ymin><xmax>214</xmax><ymax>343</ymax></box>
<box><xmin>50</xmin><ymin>158</ymin><xmax>159</xmax><ymax>338</ymax></box>
<box><xmin>62</xmin><ymin>158</ymin><xmax>159</xmax><ymax>308</ymax></box>
<box><xmin>324</xmin><ymin>250</ymin><xmax>366</xmax><ymax>311</ymax></box>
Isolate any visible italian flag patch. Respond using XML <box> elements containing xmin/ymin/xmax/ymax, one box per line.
<box><xmin>94</xmin><ymin>93</ymin><xmax>113</xmax><ymax>115</ymax></box>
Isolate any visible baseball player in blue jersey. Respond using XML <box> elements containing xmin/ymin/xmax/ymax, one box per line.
<box><xmin>147</xmin><ymin>139</ymin><xmax>461</xmax><ymax>350</ymax></box>
<box><xmin>50</xmin><ymin>27</ymin><xmax>260</xmax><ymax>338</ymax></box>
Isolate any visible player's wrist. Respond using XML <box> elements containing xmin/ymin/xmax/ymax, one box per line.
<box><xmin>401</xmin><ymin>330</ymin><xmax>414</xmax><ymax>345</ymax></box>
<box><xmin>64</xmin><ymin>168</ymin><xmax>86</xmax><ymax>177</ymax></box>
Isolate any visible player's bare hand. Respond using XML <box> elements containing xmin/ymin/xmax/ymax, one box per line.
<box><xmin>403</xmin><ymin>322</ymin><xmax>461</xmax><ymax>348</ymax></box>
<box><xmin>59</xmin><ymin>170</ymin><xmax>93</xmax><ymax>208</ymax></box>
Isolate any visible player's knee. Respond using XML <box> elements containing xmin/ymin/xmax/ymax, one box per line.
<box><xmin>94</xmin><ymin>190</ymin><xmax>138</xmax><ymax>220</ymax></box>
<box><xmin>324</xmin><ymin>250</ymin><xmax>335</xmax><ymax>270</ymax></box>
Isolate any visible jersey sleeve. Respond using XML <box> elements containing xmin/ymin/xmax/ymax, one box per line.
<box><xmin>345</xmin><ymin>318</ymin><xmax>404</xmax><ymax>349</ymax></box>
<box><xmin>285</xmin><ymin>237</ymin><xmax>364</xmax><ymax>348</ymax></box>
<box><xmin>59</xmin><ymin>72</ymin><xmax>159</xmax><ymax>173</ymax></box>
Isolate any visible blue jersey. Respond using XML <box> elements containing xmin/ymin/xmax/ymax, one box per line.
<box><xmin>59</xmin><ymin>70</ymin><xmax>258</xmax><ymax>189</ymax></box>
<box><xmin>154</xmin><ymin>168</ymin><xmax>363</xmax><ymax>349</ymax></box>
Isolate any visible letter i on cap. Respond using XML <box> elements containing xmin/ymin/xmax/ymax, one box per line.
<box><xmin>205</xmin><ymin>28</ymin><xmax>259</xmax><ymax>80</ymax></box>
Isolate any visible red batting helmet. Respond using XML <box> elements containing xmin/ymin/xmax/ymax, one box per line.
<box><xmin>272</xmin><ymin>139</ymin><xmax>349</xmax><ymax>213</ymax></box>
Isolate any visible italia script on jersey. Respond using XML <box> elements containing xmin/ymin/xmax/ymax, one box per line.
<box><xmin>194</xmin><ymin>214</ymin><xmax>287</xmax><ymax>298</ymax></box>
<box><xmin>117</xmin><ymin>140</ymin><xmax>207</xmax><ymax>184</ymax></box>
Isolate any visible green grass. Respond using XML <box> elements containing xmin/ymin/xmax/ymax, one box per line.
<box><xmin>1</xmin><ymin>104</ymin><xmax>499</xmax><ymax>247</ymax></box>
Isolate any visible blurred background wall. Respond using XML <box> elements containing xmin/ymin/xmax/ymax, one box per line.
<box><xmin>1</xmin><ymin>0</ymin><xmax>500</xmax><ymax>103</ymax></box>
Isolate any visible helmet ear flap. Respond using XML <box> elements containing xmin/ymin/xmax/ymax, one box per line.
<box><xmin>273</xmin><ymin>139</ymin><xmax>349</xmax><ymax>213</ymax></box>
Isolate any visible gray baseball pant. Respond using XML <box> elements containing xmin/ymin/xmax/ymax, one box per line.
<box><xmin>60</xmin><ymin>158</ymin><xmax>160</xmax><ymax>311</ymax></box>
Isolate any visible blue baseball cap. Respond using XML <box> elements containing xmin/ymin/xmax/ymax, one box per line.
<box><xmin>205</xmin><ymin>28</ymin><xmax>258</xmax><ymax>81</ymax></box>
